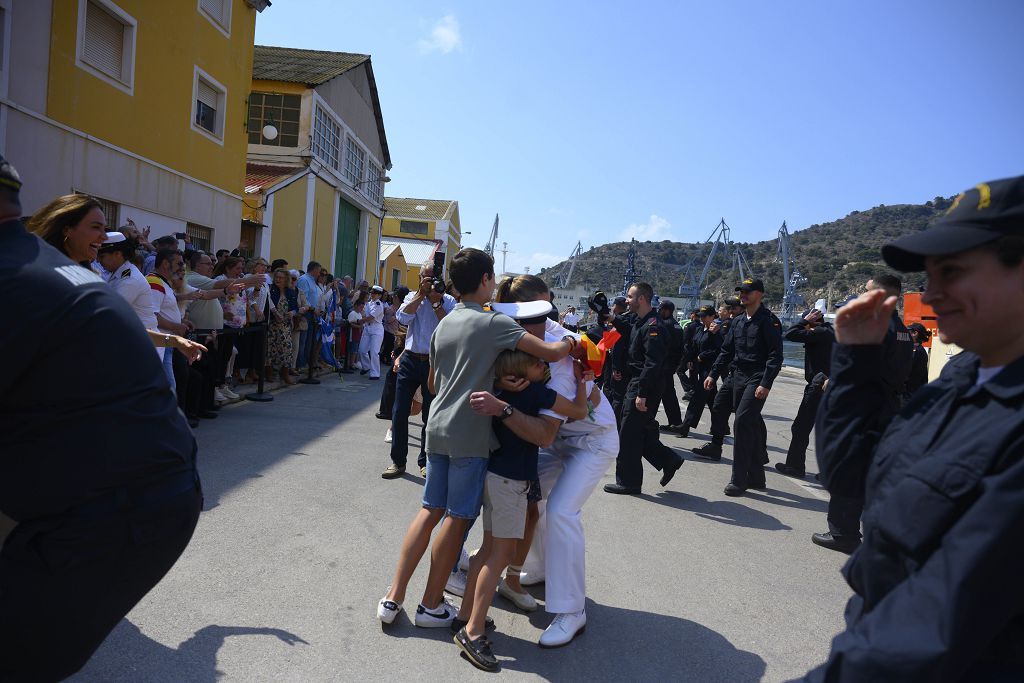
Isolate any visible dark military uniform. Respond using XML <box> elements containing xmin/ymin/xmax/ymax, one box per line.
<box><xmin>780</xmin><ymin>319</ymin><xmax>835</xmax><ymax>474</ymax></box>
<box><xmin>679</xmin><ymin>319</ymin><xmax>700</xmax><ymax>395</ymax></box>
<box><xmin>614</xmin><ymin>309</ymin><xmax>682</xmax><ymax>488</ymax></box>
<box><xmin>805</xmin><ymin>347</ymin><xmax>1024</xmax><ymax>682</ymax></box>
<box><xmin>603</xmin><ymin>312</ymin><xmax>634</xmax><ymax>422</ymax></box>
<box><xmin>824</xmin><ymin>311</ymin><xmax>913</xmax><ymax>541</ymax></box>
<box><xmin>709</xmin><ymin>305</ymin><xmax>784</xmax><ymax>489</ymax></box>
<box><xmin>0</xmin><ymin>219</ymin><xmax>202</xmax><ymax>681</ymax></box>
<box><xmin>697</xmin><ymin>317</ymin><xmax>736</xmax><ymax>455</ymax></box>
<box><xmin>682</xmin><ymin>322</ymin><xmax>722</xmax><ymax>430</ymax></box>
<box><xmin>653</xmin><ymin>315</ymin><xmax>687</xmax><ymax>427</ymax></box>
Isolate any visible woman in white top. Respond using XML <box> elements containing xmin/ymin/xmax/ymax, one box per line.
<box><xmin>358</xmin><ymin>286</ymin><xmax>386</xmax><ymax>379</ymax></box>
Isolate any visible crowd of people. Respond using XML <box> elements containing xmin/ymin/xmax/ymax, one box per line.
<box><xmin>3</xmin><ymin>148</ymin><xmax>1023</xmax><ymax>682</ymax></box>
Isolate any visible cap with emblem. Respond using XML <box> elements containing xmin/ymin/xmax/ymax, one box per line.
<box><xmin>882</xmin><ymin>175</ymin><xmax>1024</xmax><ymax>272</ymax></box>
<box><xmin>490</xmin><ymin>300</ymin><xmax>554</xmax><ymax>322</ymax></box>
<box><xmin>659</xmin><ymin>299</ymin><xmax>676</xmax><ymax>312</ymax></box>
<box><xmin>736</xmin><ymin>278</ymin><xmax>765</xmax><ymax>293</ymax></box>
<box><xmin>96</xmin><ymin>231</ymin><xmax>128</xmax><ymax>253</ymax></box>
<box><xmin>612</xmin><ymin>295</ymin><xmax>627</xmax><ymax>307</ymax></box>
<box><xmin>370</xmin><ymin>285</ymin><xmax>384</xmax><ymax>293</ymax></box>
<box><xmin>724</xmin><ymin>296</ymin><xmax>741</xmax><ymax>307</ymax></box>
<box><xmin>0</xmin><ymin>154</ymin><xmax>22</xmax><ymax>192</ymax></box>
<box><xmin>698</xmin><ymin>304</ymin><xmax>716</xmax><ymax>317</ymax></box>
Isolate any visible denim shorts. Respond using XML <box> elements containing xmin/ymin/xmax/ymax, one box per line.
<box><xmin>422</xmin><ymin>453</ymin><xmax>488</xmax><ymax>519</ymax></box>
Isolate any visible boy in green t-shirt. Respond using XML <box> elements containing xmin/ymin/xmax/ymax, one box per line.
<box><xmin>378</xmin><ymin>248</ymin><xmax>576</xmax><ymax>635</ymax></box>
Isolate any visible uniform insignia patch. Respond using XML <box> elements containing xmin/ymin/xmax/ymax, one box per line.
<box><xmin>121</xmin><ymin>268</ymin><xmax>130</xmax><ymax>278</ymax></box>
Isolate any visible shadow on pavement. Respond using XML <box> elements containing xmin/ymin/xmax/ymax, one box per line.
<box><xmin>744</xmin><ymin>488</ymin><xmax>828</xmax><ymax>513</ymax></box>
<box><xmin>497</xmin><ymin>598</ymin><xmax>766</xmax><ymax>681</ymax></box>
<box><xmin>70</xmin><ymin>621</ymin><xmax>308</xmax><ymax>682</ymax></box>
<box><xmin>639</xmin><ymin>491</ymin><xmax>792</xmax><ymax>531</ymax></box>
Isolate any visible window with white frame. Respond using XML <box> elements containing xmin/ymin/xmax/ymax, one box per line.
<box><xmin>345</xmin><ymin>135</ymin><xmax>365</xmax><ymax>186</ymax></box>
<box><xmin>312</xmin><ymin>105</ymin><xmax>341</xmax><ymax>170</ymax></box>
<box><xmin>198</xmin><ymin>0</ymin><xmax>231</xmax><ymax>35</ymax></box>
<box><xmin>192</xmin><ymin>67</ymin><xmax>227</xmax><ymax>142</ymax></box>
<box><xmin>77</xmin><ymin>0</ymin><xmax>136</xmax><ymax>93</ymax></box>
<box><xmin>365</xmin><ymin>163</ymin><xmax>383</xmax><ymax>204</ymax></box>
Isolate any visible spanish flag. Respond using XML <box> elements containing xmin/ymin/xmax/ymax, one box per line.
<box><xmin>579</xmin><ymin>328</ymin><xmax>620</xmax><ymax>376</ymax></box>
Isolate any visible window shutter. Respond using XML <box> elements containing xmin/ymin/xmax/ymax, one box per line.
<box><xmin>200</xmin><ymin>0</ymin><xmax>223</xmax><ymax>23</ymax></box>
<box><xmin>197</xmin><ymin>79</ymin><xmax>218</xmax><ymax>109</ymax></box>
<box><xmin>84</xmin><ymin>1</ymin><xmax>124</xmax><ymax>81</ymax></box>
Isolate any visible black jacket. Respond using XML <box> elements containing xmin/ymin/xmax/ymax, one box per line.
<box><xmin>905</xmin><ymin>344</ymin><xmax>930</xmax><ymax>398</ymax></box>
<box><xmin>625</xmin><ymin>309</ymin><xmax>666</xmax><ymax>398</ymax></box>
<box><xmin>662</xmin><ymin>318</ymin><xmax>687</xmax><ymax>372</ymax></box>
<box><xmin>785</xmin><ymin>320</ymin><xmax>835</xmax><ymax>382</ymax></box>
<box><xmin>689</xmin><ymin>324</ymin><xmax>723</xmax><ymax>377</ymax></box>
<box><xmin>806</xmin><ymin>346</ymin><xmax>1024</xmax><ymax>682</ymax></box>
<box><xmin>710</xmin><ymin>305</ymin><xmax>784</xmax><ymax>388</ymax></box>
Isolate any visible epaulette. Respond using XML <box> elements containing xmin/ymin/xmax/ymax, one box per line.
<box><xmin>120</xmin><ymin>268</ymin><xmax>131</xmax><ymax>279</ymax></box>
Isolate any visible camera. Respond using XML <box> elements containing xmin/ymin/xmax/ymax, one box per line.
<box><xmin>174</xmin><ymin>232</ymin><xmax>187</xmax><ymax>240</ymax></box>
<box><xmin>431</xmin><ymin>251</ymin><xmax>446</xmax><ymax>294</ymax></box>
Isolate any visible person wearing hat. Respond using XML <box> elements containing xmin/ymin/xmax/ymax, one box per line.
<box><xmin>604</xmin><ymin>282</ymin><xmax>685</xmax><ymax>495</ymax></box>
<box><xmin>812</xmin><ymin>275</ymin><xmax>913</xmax><ymax>553</ymax></box>
<box><xmin>706</xmin><ymin>278</ymin><xmax>784</xmax><ymax>495</ymax></box>
<box><xmin>692</xmin><ymin>297</ymin><xmax>743</xmax><ymax>459</ymax></box>
<box><xmin>0</xmin><ymin>155</ymin><xmax>203</xmax><ymax>680</ymax></box>
<box><xmin>654</xmin><ymin>299</ymin><xmax>688</xmax><ymax>433</ymax></box>
<box><xmin>774</xmin><ymin>306</ymin><xmax>835</xmax><ymax>480</ymax></box>
<box><xmin>676</xmin><ymin>304</ymin><xmax>723</xmax><ymax>437</ymax></box>
<box><xmin>359</xmin><ymin>285</ymin><xmax>386</xmax><ymax>379</ymax></box>
<box><xmin>802</xmin><ymin>176</ymin><xmax>1024</xmax><ymax>682</ymax></box>
<box><xmin>904</xmin><ymin>322</ymin><xmax>931</xmax><ymax>400</ymax></box>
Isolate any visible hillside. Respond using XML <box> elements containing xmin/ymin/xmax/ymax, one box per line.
<box><xmin>536</xmin><ymin>196</ymin><xmax>954</xmax><ymax>308</ymax></box>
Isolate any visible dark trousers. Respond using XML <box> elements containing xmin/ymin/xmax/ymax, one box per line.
<box><xmin>683</xmin><ymin>367</ymin><xmax>717</xmax><ymax>429</ymax></box>
<box><xmin>709</xmin><ymin>373</ymin><xmax>735</xmax><ymax>444</ymax></box>
<box><xmin>603</xmin><ymin>373</ymin><xmax>628</xmax><ymax>424</ymax></box>
<box><xmin>390</xmin><ymin>353</ymin><xmax>432</xmax><ymax>469</ymax></box>
<box><xmin>615</xmin><ymin>382</ymin><xmax>678</xmax><ymax>488</ymax></box>
<box><xmin>172</xmin><ymin>348</ymin><xmax>205</xmax><ymax>418</ymax></box>
<box><xmin>0</xmin><ymin>478</ymin><xmax>202</xmax><ymax>681</ymax></box>
<box><xmin>730</xmin><ymin>370</ymin><xmax>769</xmax><ymax>489</ymax></box>
<box><xmin>658</xmin><ymin>371</ymin><xmax>684</xmax><ymax>426</ymax></box>
<box><xmin>827</xmin><ymin>494</ymin><xmax>864</xmax><ymax>541</ymax></box>
<box><xmin>379</xmin><ymin>362</ymin><xmax>398</xmax><ymax>417</ymax></box>
<box><xmin>785</xmin><ymin>376</ymin><xmax>825</xmax><ymax>471</ymax></box>
<box><xmin>209</xmin><ymin>332</ymin><xmax>231</xmax><ymax>386</ymax></box>
<box><xmin>192</xmin><ymin>343</ymin><xmax>218</xmax><ymax>411</ymax></box>
<box><xmin>677</xmin><ymin>367</ymin><xmax>693</xmax><ymax>394</ymax></box>
<box><xmin>380</xmin><ymin>331</ymin><xmax>395</xmax><ymax>366</ymax></box>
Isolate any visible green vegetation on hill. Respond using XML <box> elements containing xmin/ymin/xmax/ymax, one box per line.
<box><xmin>537</xmin><ymin>196</ymin><xmax>954</xmax><ymax>308</ymax></box>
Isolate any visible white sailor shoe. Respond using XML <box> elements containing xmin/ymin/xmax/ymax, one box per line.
<box><xmin>538</xmin><ymin>609</ymin><xmax>586</xmax><ymax>648</ymax></box>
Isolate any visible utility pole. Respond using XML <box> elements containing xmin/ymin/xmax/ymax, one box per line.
<box><xmin>500</xmin><ymin>241</ymin><xmax>509</xmax><ymax>274</ymax></box>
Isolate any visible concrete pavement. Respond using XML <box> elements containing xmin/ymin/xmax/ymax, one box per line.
<box><xmin>71</xmin><ymin>367</ymin><xmax>849</xmax><ymax>682</ymax></box>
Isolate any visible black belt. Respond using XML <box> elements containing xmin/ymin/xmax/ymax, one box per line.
<box><xmin>405</xmin><ymin>351</ymin><xmax>429</xmax><ymax>361</ymax></box>
<box><xmin>70</xmin><ymin>469</ymin><xmax>200</xmax><ymax>518</ymax></box>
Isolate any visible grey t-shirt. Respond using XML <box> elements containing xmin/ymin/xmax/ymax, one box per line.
<box><xmin>426</xmin><ymin>301</ymin><xmax>526</xmax><ymax>458</ymax></box>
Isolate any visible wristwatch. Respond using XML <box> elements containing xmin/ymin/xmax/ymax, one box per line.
<box><xmin>499</xmin><ymin>404</ymin><xmax>514</xmax><ymax>420</ymax></box>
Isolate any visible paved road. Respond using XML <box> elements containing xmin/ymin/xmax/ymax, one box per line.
<box><xmin>72</xmin><ymin>368</ymin><xmax>849</xmax><ymax>682</ymax></box>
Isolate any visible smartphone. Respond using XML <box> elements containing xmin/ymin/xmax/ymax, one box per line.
<box><xmin>174</xmin><ymin>232</ymin><xmax>187</xmax><ymax>239</ymax></box>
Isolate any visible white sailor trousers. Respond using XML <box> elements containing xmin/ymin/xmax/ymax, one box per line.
<box><xmin>524</xmin><ymin>425</ymin><xmax>618</xmax><ymax>614</ymax></box>
<box><xmin>358</xmin><ymin>325</ymin><xmax>384</xmax><ymax>377</ymax></box>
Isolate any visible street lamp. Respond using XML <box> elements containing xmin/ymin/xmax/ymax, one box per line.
<box><xmin>261</xmin><ymin>112</ymin><xmax>278</xmax><ymax>142</ymax></box>
<box><xmin>352</xmin><ymin>175</ymin><xmax>391</xmax><ymax>192</ymax></box>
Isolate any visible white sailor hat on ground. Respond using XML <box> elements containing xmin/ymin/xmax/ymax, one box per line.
<box><xmin>490</xmin><ymin>300</ymin><xmax>553</xmax><ymax>321</ymax></box>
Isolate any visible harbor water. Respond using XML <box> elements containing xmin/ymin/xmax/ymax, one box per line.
<box><xmin>783</xmin><ymin>340</ymin><xmax>805</xmax><ymax>369</ymax></box>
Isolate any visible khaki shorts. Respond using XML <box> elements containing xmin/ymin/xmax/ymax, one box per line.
<box><xmin>482</xmin><ymin>472</ymin><xmax>529</xmax><ymax>539</ymax></box>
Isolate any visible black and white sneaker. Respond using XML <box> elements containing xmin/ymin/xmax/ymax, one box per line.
<box><xmin>414</xmin><ymin>598</ymin><xmax>457</xmax><ymax>628</ymax></box>
<box><xmin>377</xmin><ymin>592</ymin><xmax>403</xmax><ymax>625</ymax></box>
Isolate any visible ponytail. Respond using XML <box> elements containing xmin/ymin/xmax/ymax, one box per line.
<box><xmin>495</xmin><ymin>274</ymin><xmax>549</xmax><ymax>303</ymax></box>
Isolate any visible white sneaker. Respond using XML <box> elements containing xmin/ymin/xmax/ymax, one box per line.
<box><xmin>497</xmin><ymin>578</ymin><xmax>538</xmax><ymax>612</ymax></box>
<box><xmin>539</xmin><ymin>609</ymin><xmax>586</xmax><ymax>648</ymax></box>
<box><xmin>384</xmin><ymin>428</ymin><xmax>392</xmax><ymax>443</ymax></box>
<box><xmin>457</xmin><ymin>547</ymin><xmax>472</xmax><ymax>572</ymax></box>
<box><xmin>414</xmin><ymin>598</ymin><xmax>457</xmax><ymax>628</ymax></box>
<box><xmin>519</xmin><ymin>570</ymin><xmax>546</xmax><ymax>586</ymax></box>
<box><xmin>377</xmin><ymin>591</ymin><xmax>403</xmax><ymax>624</ymax></box>
<box><xmin>213</xmin><ymin>387</ymin><xmax>228</xmax><ymax>403</ymax></box>
<box><xmin>220</xmin><ymin>385</ymin><xmax>239</xmax><ymax>400</ymax></box>
<box><xmin>445</xmin><ymin>568</ymin><xmax>468</xmax><ymax>597</ymax></box>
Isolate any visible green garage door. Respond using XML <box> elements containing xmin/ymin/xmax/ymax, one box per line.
<box><xmin>335</xmin><ymin>198</ymin><xmax>360</xmax><ymax>278</ymax></box>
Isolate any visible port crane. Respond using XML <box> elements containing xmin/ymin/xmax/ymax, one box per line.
<box><xmin>677</xmin><ymin>218</ymin><xmax>753</xmax><ymax>312</ymax></box>
<box><xmin>777</xmin><ymin>221</ymin><xmax>807</xmax><ymax>321</ymax></box>
<box><xmin>551</xmin><ymin>241</ymin><xmax>583</xmax><ymax>289</ymax></box>
<box><xmin>483</xmin><ymin>214</ymin><xmax>499</xmax><ymax>259</ymax></box>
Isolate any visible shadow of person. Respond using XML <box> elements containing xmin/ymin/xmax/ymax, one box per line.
<box><xmin>743</xmin><ymin>488</ymin><xmax>828</xmax><ymax>513</ymax></box>
<box><xmin>497</xmin><ymin>598</ymin><xmax>766</xmax><ymax>682</ymax></box>
<box><xmin>638</xmin><ymin>491</ymin><xmax>791</xmax><ymax>531</ymax></box>
<box><xmin>70</xmin><ymin>620</ymin><xmax>308</xmax><ymax>682</ymax></box>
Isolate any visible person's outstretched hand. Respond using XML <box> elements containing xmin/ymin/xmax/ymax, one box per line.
<box><xmin>834</xmin><ymin>289</ymin><xmax>898</xmax><ymax>345</ymax></box>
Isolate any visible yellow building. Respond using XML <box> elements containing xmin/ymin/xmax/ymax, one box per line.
<box><xmin>1</xmin><ymin>0</ymin><xmax>269</xmax><ymax>252</ymax></box>
<box><xmin>242</xmin><ymin>46</ymin><xmax>391</xmax><ymax>281</ymax></box>
<box><xmin>380</xmin><ymin>197</ymin><xmax>462</xmax><ymax>289</ymax></box>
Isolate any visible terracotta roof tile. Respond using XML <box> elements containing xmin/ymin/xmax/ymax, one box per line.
<box><xmin>245</xmin><ymin>162</ymin><xmax>303</xmax><ymax>194</ymax></box>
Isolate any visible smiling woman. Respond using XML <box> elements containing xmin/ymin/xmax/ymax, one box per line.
<box><xmin>26</xmin><ymin>194</ymin><xmax>108</xmax><ymax>267</ymax></box>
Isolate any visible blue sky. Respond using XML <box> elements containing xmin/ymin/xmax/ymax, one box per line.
<box><xmin>255</xmin><ymin>1</ymin><xmax>1024</xmax><ymax>275</ymax></box>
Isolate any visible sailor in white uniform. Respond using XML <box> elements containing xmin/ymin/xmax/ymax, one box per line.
<box><xmin>359</xmin><ymin>285</ymin><xmax>386</xmax><ymax>379</ymax></box>
<box><xmin>97</xmin><ymin>232</ymin><xmax>162</xmax><ymax>360</ymax></box>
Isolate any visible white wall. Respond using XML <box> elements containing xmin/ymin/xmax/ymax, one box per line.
<box><xmin>118</xmin><ymin>204</ymin><xmax>186</xmax><ymax>240</ymax></box>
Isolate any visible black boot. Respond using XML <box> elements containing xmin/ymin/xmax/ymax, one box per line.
<box><xmin>691</xmin><ymin>442</ymin><xmax>722</xmax><ymax>461</ymax></box>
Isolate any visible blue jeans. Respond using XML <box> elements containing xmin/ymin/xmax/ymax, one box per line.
<box><xmin>390</xmin><ymin>353</ymin><xmax>432</xmax><ymax>469</ymax></box>
<box><xmin>296</xmin><ymin>312</ymin><xmax>315</xmax><ymax>369</ymax></box>
<box><xmin>422</xmin><ymin>454</ymin><xmax>488</xmax><ymax>520</ymax></box>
